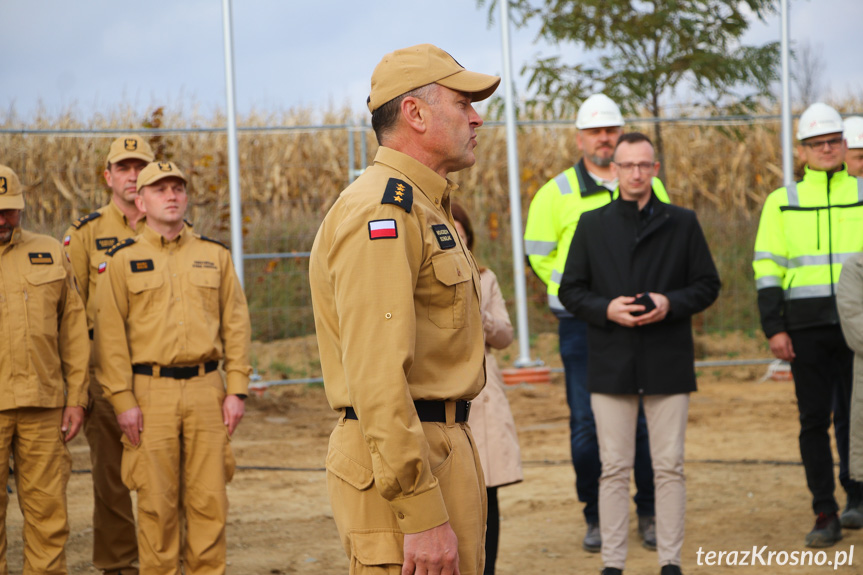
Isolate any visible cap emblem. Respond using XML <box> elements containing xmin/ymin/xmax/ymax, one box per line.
<box><xmin>124</xmin><ymin>139</ymin><xmax>138</xmax><ymax>151</ymax></box>
<box><xmin>0</xmin><ymin>177</ymin><xmax>6</xmax><ymax>195</ymax></box>
<box><xmin>158</xmin><ymin>162</ymin><xmax>172</xmax><ymax>172</ymax></box>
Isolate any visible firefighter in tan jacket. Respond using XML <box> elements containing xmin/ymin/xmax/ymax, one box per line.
<box><xmin>0</xmin><ymin>164</ymin><xmax>89</xmax><ymax>574</ymax></box>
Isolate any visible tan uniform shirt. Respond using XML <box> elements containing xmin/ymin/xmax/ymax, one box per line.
<box><xmin>0</xmin><ymin>228</ymin><xmax>89</xmax><ymax>411</ymax></box>
<box><xmin>94</xmin><ymin>225</ymin><xmax>252</xmax><ymax>414</ymax></box>
<box><xmin>309</xmin><ymin>146</ymin><xmax>486</xmax><ymax>533</ymax></box>
<box><xmin>63</xmin><ymin>201</ymin><xmax>144</xmax><ymax>328</ymax></box>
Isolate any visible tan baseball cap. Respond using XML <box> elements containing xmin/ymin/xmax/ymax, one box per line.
<box><xmin>136</xmin><ymin>161</ymin><xmax>187</xmax><ymax>192</ymax></box>
<box><xmin>107</xmin><ymin>135</ymin><xmax>155</xmax><ymax>165</ymax></box>
<box><xmin>367</xmin><ymin>44</ymin><xmax>501</xmax><ymax>113</ymax></box>
<box><xmin>0</xmin><ymin>164</ymin><xmax>25</xmax><ymax>210</ymax></box>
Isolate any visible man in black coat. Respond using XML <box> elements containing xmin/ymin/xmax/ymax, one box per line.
<box><xmin>558</xmin><ymin>132</ymin><xmax>720</xmax><ymax>575</ymax></box>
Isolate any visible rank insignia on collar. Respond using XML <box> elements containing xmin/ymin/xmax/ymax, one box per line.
<box><xmin>381</xmin><ymin>178</ymin><xmax>413</xmax><ymax>213</ymax></box>
<box><xmin>130</xmin><ymin>259</ymin><xmax>154</xmax><ymax>273</ymax></box>
<box><xmin>431</xmin><ymin>224</ymin><xmax>456</xmax><ymax>249</ymax></box>
<box><xmin>96</xmin><ymin>237</ymin><xmax>118</xmax><ymax>251</ymax></box>
<box><xmin>28</xmin><ymin>252</ymin><xmax>54</xmax><ymax>265</ymax></box>
<box><xmin>368</xmin><ymin>219</ymin><xmax>398</xmax><ymax>240</ymax></box>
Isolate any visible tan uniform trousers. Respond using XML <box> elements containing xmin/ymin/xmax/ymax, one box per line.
<box><xmin>0</xmin><ymin>407</ymin><xmax>71</xmax><ymax>575</ymax></box>
<box><xmin>327</xmin><ymin>411</ymin><xmax>487</xmax><ymax>575</ymax></box>
<box><xmin>85</xmin><ymin>367</ymin><xmax>138</xmax><ymax>575</ymax></box>
<box><xmin>121</xmin><ymin>371</ymin><xmax>235</xmax><ymax>575</ymax></box>
<box><xmin>592</xmin><ymin>393</ymin><xmax>689</xmax><ymax>570</ymax></box>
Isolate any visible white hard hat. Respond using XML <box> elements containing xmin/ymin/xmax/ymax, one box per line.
<box><xmin>796</xmin><ymin>102</ymin><xmax>843</xmax><ymax>141</ymax></box>
<box><xmin>576</xmin><ymin>94</ymin><xmax>625</xmax><ymax>130</ymax></box>
<box><xmin>844</xmin><ymin>116</ymin><xmax>863</xmax><ymax>149</ymax></box>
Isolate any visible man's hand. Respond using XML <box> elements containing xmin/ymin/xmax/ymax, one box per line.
<box><xmin>769</xmin><ymin>331</ymin><xmax>796</xmax><ymax>362</ymax></box>
<box><xmin>606</xmin><ymin>296</ymin><xmax>644</xmax><ymax>327</ymax></box>
<box><xmin>403</xmin><ymin>521</ymin><xmax>460</xmax><ymax>575</ymax></box>
<box><xmin>117</xmin><ymin>406</ymin><xmax>143</xmax><ymax>445</ymax></box>
<box><xmin>634</xmin><ymin>293</ymin><xmax>670</xmax><ymax>326</ymax></box>
<box><xmin>61</xmin><ymin>406</ymin><xmax>85</xmax><ymax>442</ymax></box>
<box><xmin>223</xmin><ymin>395</ymin><xmax>245</xmax><ymax>436</ymax></box>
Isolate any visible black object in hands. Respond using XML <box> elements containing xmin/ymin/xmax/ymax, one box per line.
<box><xmin>631</xmin><ymin>293</ymin><xmax>656</xmax><ymax>316</ymax></box>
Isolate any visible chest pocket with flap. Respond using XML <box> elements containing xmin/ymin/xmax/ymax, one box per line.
<box><xmin>428</xmin><ymin>251</ymin><xmax>472</xmax><ymax>329</ymax></box>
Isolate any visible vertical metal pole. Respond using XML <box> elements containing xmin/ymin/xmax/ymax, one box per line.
<box><xmin>222</xmin><ymin>0</ymin><xmax>244</xmax><ymax>287</ymax></box>
<box><xmin>500</xmin><ymin>1</ymin><xmax>534</xmax><ymax>367</ymax></box>
<box><xmin>348</xmin><ymin>121</ymin><xmax>356</xmax><ymax>184</ymax></box>
<box><xmin>360</xmin><ymin>117</ymin><xmax>368</xmax><ymax>172</ymax></box>
<box><xmin>780</xmin><ymin>0</ymin><xmax>793</xmax><ymax>186</ymax></box>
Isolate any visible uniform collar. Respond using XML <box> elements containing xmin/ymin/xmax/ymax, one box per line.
<box><xmin>0</xmin><ymin>227</ymin><xmax>23</xmax><ymax>252</ymax></box>
<box><xmin>106</xmin><ymin>200</ymin><xmax>145</xmax><ymax>232</ymax></box>
<box><xmin>141</xmin><ymin>222</ymin><xmax>191</xmax><ymax>249</ymax></box>
<box><xmin>374</xmin><ymin>146</ymin><xmax>453</xmax><ymax>208</ymax></box>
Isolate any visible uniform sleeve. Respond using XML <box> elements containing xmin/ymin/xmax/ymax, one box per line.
<box><xmin>329</xmin><ymin>202</ymin><xmax>448</xmax><ymax>534</ymax></box>
<box><xmin>94</xmin><ymin>253</ymin><xmax>137</xmax><ymax>414</ymax></box>
<box><xmin>57</xmin><ymin>249</ymin><xmax>90</xmax><ymax>408</ymax></box>
<box><xmin>753</xmin><ymin>191</ymin><xmax>788</xmax><ymax>337</ymax></box>
<box><xmin>63</xmin><ymin>225</ymin><xmax>91</xmax><ymax>304</ymax></box>
<box><xmin>838</xmin><ymin>256</ymin><xmax>863</xmax><ymax>356</ymax></box>
<box><xmin>219</xmin><ymin>250</ymin><xmax>252</xmax><ymax>395</ymax></box>
<box><xmin>481</xmin><ymin>270</ymin><xmax>514</xmax><ymax>350</ymax></box>
<box><xmin>524</xmin><ymin>179</ymin><xmax>561</xmax><ymax>285</ymax></box>
<box><xmin>663</xmin><ymin>213</ymin><xmax>721</xmax><ymax>318</ymax></box>
<box><xmin>558</xmin><ymin>215</ymin><xmax>613</xmax><ymax>327</ymax></box>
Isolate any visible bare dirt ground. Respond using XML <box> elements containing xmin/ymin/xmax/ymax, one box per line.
<box><xmin>6</xmin><ymin>332</ymin><xmax>860</xmax><ymax>574</ymax></box>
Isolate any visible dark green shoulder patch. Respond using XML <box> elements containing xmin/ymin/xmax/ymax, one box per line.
<box><xmin>200</xmin><ymin>235</ymin><xmax>229</xmax><ymax>250</ymax></box>
<box><xmin>106</xmin><ymin>237</ymin><xmax>135</xmax><ymax>257</ymax></box>
<box><xmin>381</xmin><ymin>178</ymin><xmax>413</xmax><ymax>213</ymax></box>
<box><xmin>71</xmin><ymin>211</ymin><xmax>102</xmax><ymax>229</ymax></box>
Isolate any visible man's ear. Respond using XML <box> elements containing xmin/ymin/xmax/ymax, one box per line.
<box><xmin>134</xmin><ymin>193</ymin><xmax>145</xmax><ymax>213</ymax></box>
<box><xmin>400</xmin><ymin>96</ymin><xmax>428</xmax><ymax>134</ymax></box>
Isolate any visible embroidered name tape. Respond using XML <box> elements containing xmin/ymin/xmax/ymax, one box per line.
<box><xmin>130</xmin><ymin>259</ymin><xmax>154</xmax><ymax>273</ymax></box>
<box><xmin>432</xmin><ymin>224</ymin><xmax>456</xmax><ymax>249</ymax></box>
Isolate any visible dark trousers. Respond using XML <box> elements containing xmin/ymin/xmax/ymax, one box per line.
<box><xmin>789</xmin><ymin>325</ymin><xmax>863</xmax><ymax>514</ymax></box>
<box><xmin>559</xmin><ymin>317</ymin><xmax>655</xmax><ymax>523</ymax></box>
<box><xmin>484</xmin><ymin>486</ymin><xmax>499</xmax><ymax>575</ymax></box>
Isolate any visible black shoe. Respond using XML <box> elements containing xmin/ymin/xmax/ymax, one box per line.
<box><xmin>660</xmin><ymin>565</ymin><xmax>683</xmax><ymax>575</ymax></box>
<box><xmin>583</xmin><ymin>521</ymin><xmax>601</xmax><ymax>553</ymax></box>
<box><xmin>601</xmin><ymin>568</ymin><xmax>623</xmax><ymax>575</ymax></box>
<box><xmin>841</xmin><ymin>489</ymin><xmax>863</xmax><ymax>529</ymax></box>
<box><xmin>805</xmin><ymin>512</ymin><xmax>843</xmax><ymax>548</ymax></box>
<box><xmin>638</xmin><ymin>515</ymin><xmax>657</xmax><ymax>551</ymax></box>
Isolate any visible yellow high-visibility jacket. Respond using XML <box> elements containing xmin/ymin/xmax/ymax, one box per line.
<box><xmin>524</xmin><ymin>159</ymin><xmax>669</xmax><ymax>315</ymax></box>
<box><xmin>753</xmin><ymin>165</ymin><xmax>863</xmax><ymax>337</ymax></box>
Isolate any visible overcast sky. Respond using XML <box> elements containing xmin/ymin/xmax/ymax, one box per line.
<box><xmin>1</xmin><ymin>0</ymin><xmax>861</xmax><ymax>123</ymax></box>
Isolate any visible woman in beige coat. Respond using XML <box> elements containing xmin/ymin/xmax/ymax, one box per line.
<box><xmin>452</xmin><ymin>202</ymin><xmax>523</xmax><ymax>575</ymax></box>
<box><xmin>838</xmin><ymin>252</ymin><xmax>863</xmax><ymax>520</ymax></box>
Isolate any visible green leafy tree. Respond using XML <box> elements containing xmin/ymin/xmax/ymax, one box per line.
<box><xmin>479</xmin><ymin>0</ymin><xmax>780</xmax><ymax>175</ymax></box>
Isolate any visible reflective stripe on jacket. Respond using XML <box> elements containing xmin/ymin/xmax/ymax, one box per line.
<box><xmin>523</xmin><ymin>158</ymin><xmax>669</xmax><ymax>315</ymax></box>
<box><xmin>753</xmin><ymin>165</ymin><xmax>863</xmax><ymax>336</ymax></box>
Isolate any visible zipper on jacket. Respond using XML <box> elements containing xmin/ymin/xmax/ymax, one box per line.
<box><xmin>827</xmin><ymin>171</ymin><xmax>835</xmax><ymax>295</ymax></box>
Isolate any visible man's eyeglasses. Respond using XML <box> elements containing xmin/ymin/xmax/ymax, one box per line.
<box><xmin>801</xmin><ymin>137</ymin><xmax>844</xmax><ymax>150</ymax></box>
<box><xmin>614</xmin><ymin>162</ymin><xmax>656</xmax><ymax>172</ymax></box>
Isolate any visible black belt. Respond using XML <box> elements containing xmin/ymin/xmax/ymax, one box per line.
<box><xmin>132</xmin><ymin>361</ymin><xmax>219</xmax><ymax>380</ymax></box>
<box><xmin>344</xmin><ymin>400</ymin><xmax>470</xmax><ymax>423</ymax></box>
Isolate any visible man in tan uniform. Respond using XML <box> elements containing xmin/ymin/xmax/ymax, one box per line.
<box><xmin>0</xmin><ymin>164</ymin><xmax>90</xmax><ymax>574</ymax></box>
<box><xmin>309</xmin><ymin>44</ymin><xmax>500</xmax><ymax>575</ymax></box>
<box><xmin>94</xmin><ymin>161</ymin><xmax>251</xmax><ymax>575</ymax></box>
<box><xmin>63</xmin><ymin>134</ymin><xmax>154</xmax><ymax>575</ymax></box>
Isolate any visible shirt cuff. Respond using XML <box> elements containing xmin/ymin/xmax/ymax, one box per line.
<box><xmin>389</xmin><ymin>484</ymin><xmax>449</xmax><ymax>534</ymax></box>
<box><xmin>108</xmin><ymin>390</ymin><xmax>139</xmax><ymax>415</ymax></box>
<box><xmin>225</xmin><ymin>370</ymin><xmax>250</xmax><ymax>396</ymax></box>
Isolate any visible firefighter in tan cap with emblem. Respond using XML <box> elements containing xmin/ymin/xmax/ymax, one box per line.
<box><xmin>63</xmin><ymin>134</ymin><xmax>154</xmax><ymax>575</ymax></box>
<box><xmin>309</xmin><ymin>44</ymin><xmax>500</xmax><ymax>575</ymax></box>
<box><xmin>0</xmin><ymin>164</ymin><xmax>89</xmax><ymax>573</ymax></box>
<box><xmin>93</xmin><ymin>160</ymin><xmax>252</xmax><ymax>574</ymax></box>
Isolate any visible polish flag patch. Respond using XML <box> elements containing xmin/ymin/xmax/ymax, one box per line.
<box><xmin>98</xmin><ymin>262</ymin><xmax>107</xmax><ymax>274</ymax></box>
<box><xmin>63</xmin><ymin>235</ymin><xmax>71</xmax><ymax>246</ymax></box>
<box><xmin>368</xmin><ymin>219</ymin><xmax>398</xmax><ymax>240</ymax></box>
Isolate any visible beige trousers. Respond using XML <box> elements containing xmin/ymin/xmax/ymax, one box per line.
<box><xmin>122</xmin><ymin>371</ymin><xmax>235</xmax><ymax>575</ymax></box>
<box><xmin>592</xmin><ymin>393</ymin><xmax>689</xmax><ymax>570</ymax></box>
<box><xmin>85</xmin><ymin>372</ymin><xmax>138</xmax><ymax>575</ymax></box>
<box><xmin>327</xmin><ymin>413</ymin><xmax>487</xmax><ymax>575</ymax></box>
<box><xmin>0</xmin><ymin>407</ymin><xmax>71</xmax><ymax>575</ymax></box>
